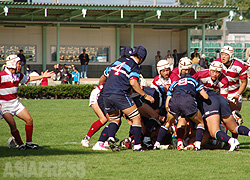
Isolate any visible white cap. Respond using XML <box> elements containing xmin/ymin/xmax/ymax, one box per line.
<box><xmin>220</xmin><ymin>46</ymin><xmax>234</xmax><ymax>59</ymax></box>
<box><xmin>157</xmin><ymin>60</ymin><xmax>170</xmax><ymax>74</ymax></box>
<box><xmin>179</xmin><ymin>57</ymin><xmax>192</xmax><ymax>71</ymax></box>
<box><xmin>5</xmin><ymin>55</ymin><xmax>20</xmax><ymax>69</ymax></box>
<box><xmin>209</xmin><ymin>61</ymin><xmax>222</xmax><ymax>72</ymax></box>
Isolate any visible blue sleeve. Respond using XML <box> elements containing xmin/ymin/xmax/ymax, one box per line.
<box><xmin>128</xmin><ymin>63</ymin><xmax>140</xmax><ymax>79</ymax></box>
<box><xmin>104</xmin><ymin>66</ymin><xmax>111</xmax><ymax>77</ymax></box>
<box><xmin>190</xmin><ymin>77</ymin><xmax>204</xmax><ymax>92</ymax></box>
<box><xmin>167</xmin><ymin>81</ymin><xmax>176</xmax><ymax>96</ymax></box>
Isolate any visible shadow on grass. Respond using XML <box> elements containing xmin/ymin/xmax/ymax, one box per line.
<box><xmin>0</xmin><ymin>145</ymin><xmax>113</xmax><ymax>158</ymax></box>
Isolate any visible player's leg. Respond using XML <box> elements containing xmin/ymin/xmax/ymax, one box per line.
<box><xmin>3</xmin><ymin>113</ymin><xmax>25</xmax><ymax>149</ymax></box>
<box><xmin>16</xmin><ymin>108</ymin><xmax>42</xmax><ymax>149</ymax></box>
<box><xmin>82</xmin><ymin>102</ymin><xmax>107</xmax><ymax>147</ymax></box>
<box><xmin>122</xmin><ymin>104</ymin><xmax>143</xmax><ymax>151</ymax></box>
<box><xmin>176</xmin><ymin>117</ymin><xmax>187</xmax><ymax>151</ymax></box>
<box><xmin>153</xmin><ymin>112</ymin><xmax>176</xmax><ymax>150</ymax></box>
<box><xmin>189</xmin><ymin>110</ymin><xmax>205</xmax><ymax>150</ymax></box>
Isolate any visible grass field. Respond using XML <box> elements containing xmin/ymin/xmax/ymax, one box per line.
<box><xmin>1</xmin><ymin>99</ymin><xmax>250</xmax><ymax>180</ymax></box>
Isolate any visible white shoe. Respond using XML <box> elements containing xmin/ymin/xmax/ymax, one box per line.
<box><xmin>81</xmin><ymin>138</ymin><xmax>89</xmax><ymax>148</ymax></box>
<box><xmin>228</xmin><ymin>138</ymin><xmax>240</xmax><ymax>151</ymax></box>
<box><xmin>104</xmin><ymin>141</ymin><xmax>109</xmax><ymax>147</ymax></box>
<box><xmin>153</xmin><ymin>141</ymin><xmax>161</xmax><ymax>150</ymax></box>
<box><xmin>232</xmin><ymin>110</ymin><xmax>243</xmax><ymax>125</ymax></box>
<box><xmin>92</xmin><ymin>142</ymin><xmax>108</xmax><ymax>151</ymax></box>
<box><xmin>7</xmin><ymin>137</ymin><xmax>17</xmax><ymax>149</ymax></box>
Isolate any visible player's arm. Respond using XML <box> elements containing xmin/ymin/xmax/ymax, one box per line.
<box><xmin>98</xmin><ymin>74</ymin><xmax>107</xmax><ymax>85</ymax></box>
<box><xmin>130</xmin><ymin>79</ymin><xmax>154</xmax><ymax>103</ymax></box>
<box><xmin>29</xmin><ymin>70</ymin><xmax>55</xmax><ymax>82</ymax></box>
<box><xmin>165</xmin><ymin>96</ymin><xmax>171</xmax><ymax>111</ymax></box>
<box><xmin>232</xmin><ymin>78</ymin><xmax>247</xmax><ymax>103</ymax></box>
<box><xmin>199</xmin><ymin>89</ymin><xmax>209</xmax><ymax>99</ymax></box>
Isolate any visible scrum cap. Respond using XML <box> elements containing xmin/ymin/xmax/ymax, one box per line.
<box><xmin>5</xmin><ymin>55</ymin><xmax>20</xmax><ymax>69</ymax></box>
<box><xmin>157</xmin><ymin>60</ymin><xmax>170</xmax><ymax>74</ymax></box>
<box><xmin>131</xmin><ymin>46</ymin><xmax>147</xmax><ymax>64</ymax></box>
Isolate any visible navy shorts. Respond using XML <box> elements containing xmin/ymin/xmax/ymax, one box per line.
<box><xmin>168</xmin><ymin>94</ymin><xmax>198</xmax><ymax>117</ymax></box>
<box><xmin>202</xmin><ymin>91</ymin><xmax>231</xmax><ymax>118</ymax></box>
<box><xmin>103</xmin><ymin>94</ymin><xmax>135</xmax><ymax>113</ymax></box>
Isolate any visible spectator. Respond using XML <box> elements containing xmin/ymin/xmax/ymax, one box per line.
<box><xmin>60</xmin><ymin>64</ymin><xmax>69</xmax><ymax>84</ymax></box>
<box><xmin>153</xmin><ymin>51</ymin><xmax>163</xmax><ymax>77</ymax></box>
<box><xmin>245</xmin><ymin>46</ymin><xmax>250</xmax><ymax>60</ymax></box>
<box><xmin>40</xmin><ymin>71</ymin><xmax>48</xmax><ymax>86</ymax></box>
<box><xmin>79</xmin><ymin>49</ymin><xmax>90</xmax><ymax>78</ymax></box>
<box><xmin>191</xmin><ymin>48</ymin><xmax>200</xmax><ymax>64</ymax></box>
<box><xmin>26</xmin><ymin>65</ymin><xmax>32</xmax><ymax>76</ymax></box>
<box><xmin>165</xmin><ymin>50</ymin><xmax>174</xmax><ymax>70</ymax></box>
<box><xmin>199</xmin><ymin>54</ymin><xmax>206</xmax><ymax>69</ymax></box>
<box><xmin>173</xmin><ymin>49</ymin><xmax>186</xmax><ymax>68</ymax></box>
<box><xmin>17</xmin><ymin>49</ymin><xmax>26</xmax><ymax>74</ymax></box>
<box><xmin>67</xmin><ymin>65</ymin><xmax>73</xmax><ymax>85</ymax></box>
<box><xmin>72</xmin><ymin>67</ymin><xmax>80</xmax><ymax>85</ymax></box>
<box><xmin>204</xmin><ymin>59</ymin><xmax>209</xmax><ymax>69</ymax></box>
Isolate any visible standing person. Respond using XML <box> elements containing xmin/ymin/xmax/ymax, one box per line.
<box><xmin>214</xmin><ymin>46</ymin><xmax>247</xmax><ymax>119</ymax></box>
<box><xmin>173</xmin><ymin>49</ymin><xmax>186</xmax><ymax>68</ymax></box>
<box><xmin>17</xmin><ymin>49</ymin><xmax>26</xmax><ymax>74</ymax></box>
<box><xmin>165</xmin><ymin>50</ymin><xmax>174</xmax><ymax>70</ymax></box>
<box><xmin>60</xmin><ymin>64</ymin><xmax>69</xmax><ymax>84</ymax></box>
<box><xmin>0</xmin><ymin>55</ymin><xmax>54</xmax><ymax>150</ymax></box>
<box><xmin>191</xmin><ymin>48</ymin><xmax>200</xmax><ymax>72</ymax></box>
<box><xmin>79</xmin><ymin>49</ymin><xmax>90</xmax><ymax>78</ymax></box>
<box><xmin>72</xmin><ymin>67</ymin><xmax>80</xmax><ymax>85</ymax></box>
<box><xmin>199</xmin><ymin>54</ymin><xmax>206</xmax><ymax>69</ymax></box>
<box><xmin>153</xmin><ymin>51</ymin><xmax>163</xmax><ymax>77</ymax></box>
<box><xmin>102</xmin><ymin>46</ymin><xmax>154</xmax><ymax>151</ymax></box>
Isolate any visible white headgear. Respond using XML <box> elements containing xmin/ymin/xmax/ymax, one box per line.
<box><xmin>5</xmin><ymin>55</ymin><xmax>20</xmax><ymax>69</ymax></box>
<box><xmin>157</xmin><ymin>60</ymin><xmax>170</xmax><ymax>74</ymax></box>
<box><xmin>220</xmin><ymin>46</ymin><xmax>234</xmax><ymax>59</ymax></box>
<box><xmin>209</xmin><ymin>61</ymin><xmax>222</xmax><ymax>72</ymax></box>
<box><xmin>179</xmin><ymin>57</ymin><xmax>192</xmax><ymax>71</ymax></box>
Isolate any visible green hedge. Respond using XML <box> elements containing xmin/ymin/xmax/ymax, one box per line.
<box><xmin>242</xmin><ymin>87</ymin><xmax>250</xmax><ymax>99</ymax></box>
<box><xmin>18</xmin><ymin>85</ymin><xmax>96</xmax><ymax>99</ymax></box>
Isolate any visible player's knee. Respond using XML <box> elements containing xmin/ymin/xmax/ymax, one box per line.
<box><xmin>26</xmin><ymin>117</ymin><xmax>33</xmax><ymax>125</ymax></box>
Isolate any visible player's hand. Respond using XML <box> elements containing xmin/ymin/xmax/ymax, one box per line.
<box><xmin>232</xmin><ymin>95</ymin><xmax>239</xmax><ymax>104</ymax></box>
<box><xmin>43</xmin><ymin>70</ymin><xmax>55</xmax><ymax>78</ymax></box>
<box><xmin>164</xmin><ymin>84</ymin><xmax>170</xmax><ymax>90</ymax></box>
<box><xmin>145</xmin><ymin>95</ymin><xmax>155</xmax><ymax>104</ymax></box>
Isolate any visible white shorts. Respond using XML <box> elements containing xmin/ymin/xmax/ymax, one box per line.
<box><xmin>227</xmin><ymin>92</ymin><xmax>243</xmax><ymax>104</ymax></box>
<box><xmin>0</xmin><ymin>99</ymin><xmax>25</xmax><ymax>119</ymax></box>
<box><xmin>89</xmin><ymin>85</ymin><xmax>103</xmax><ymax>107</ymax></box>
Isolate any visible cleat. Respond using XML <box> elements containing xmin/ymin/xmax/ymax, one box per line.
<box><xmin>160</xmin><ymin>145</ymin><xmax>171</xmax><ymax>150</ymax></box>
<box><xmin>26</xmin><ymin>142</ymin><xmax>42</xmax><ymax>149</ymax></box>
<box><xmin>81</xmin><ymin>138</ymin><xmax>90</xmax><ymax>148</ymax></box>
<box><xmin>92</xmin><ymin>142</ymin><xmax>108</xmax><ymax>151</ymax></box>
<box><xmin>232</xmin><ymin>110</ymin><xmax>243</xmax><ymax>125</ymax></box>
<box><xmin>177</xmin><ymin>144</ymin><xmax>184</xmax><ymax>151</ymax></box>
<box><xmin>229</xmin><ymin>138</ymin><xmax>240</xmax><ymax>151</ymax></box>
<box><xmin>7</xmin><ymin>137</ymin><xmax>17</xmax><ymax>149</ymax></box>
<box><xmin>184</xmin><ymin>143</ymin><xmax>195</xmax><ymax>150</ymax></box>
<box><xmin>143</xmin><ymin>137</ymin><xmax>153</xmax><ymax>149</ymax></box>
<box><xmin>17</xmin><ymin>144</ymin><xmax>26</xmax><ymax>151</ymax></box>
<box><xmin>120</xmin><ymin>138</ymin><xmax>132</xmax><ymax>149</ymax></box>
<box><xmin>108</xmin><ymin>139</ymin><xmax>120</xmax><ymax>152</ymax></box>
<box><xmin>153</xmin><ymin>141</ymin><xmax>161</xmax><ymax>150</ymax></box>
<box><xmin>133</xmin><ymin>145</ymin><xmax>144</xmax><ymax>152</ymax></box>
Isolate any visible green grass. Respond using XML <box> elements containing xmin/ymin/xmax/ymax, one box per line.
<box><xmin>1</xmin><ymin>99</ymin><xmax>250</xmax><ymax>180</ymax></box>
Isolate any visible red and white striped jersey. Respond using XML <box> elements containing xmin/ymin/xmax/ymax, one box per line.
<box><xmin>172</xmin><ymin>67</ymin><xmax>196</xmax><ymax>77</ymax></box>
<box><xmin>151</xmin><ymin>72</ymin><xmax>179</xmax><ymax>89</ymax></box>
<box><xmin>214</xmin><ymin>58</ymin><xmax>247</xmax><ymax>94</ymax></box>
<box><xmin>192</xmin><ymin>69</ymin><xmax>229</xmax><ymax>98</ymax></box>
<box><xmin>0</xmin><ymin>68</ymin><xmax>30</xmax><ymax>102</ymax></box>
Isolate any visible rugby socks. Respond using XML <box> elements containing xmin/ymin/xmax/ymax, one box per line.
<box><xmin>195</xmin><ymin>126</ymin><xmax>205</xmax><ymax>149</ymax></box>
<box><xmin>156</xmin><ymin>125</ymin><xmax>168</xmax><ymax>143</ymax></box>
<box><xmin>98</xmin><ymin>126</ymin><xmax>109</xmax><ymax>142</ymax></box>
<box><xmin>25</xmin><ymin>124</ymin><xmax>33</xmax><ymax>143</ymax></box>
<box><xmin>86</xmin><ymin>119</ymin><xmax>104</xmax><ymax>138</ymax></box>
<box><xmin>215</xmin><ymin>130</ymin><xmax>230</xmax><ymax>143</ymax></box>
<box><xmin>11</xmin><ymin>130</ymin><xmax>24</xmax><ymax>145</ymax></box>
<box><xmin>132</xmin><ymin>124</ymin><xmax>142</xmax><ymax>145</ymax></box>
<box><xmin>107</xmin><ymin>122</ymin><xmax>119</xmax><ymax>141</ymax></box>
<box><xmin>177</xmin><ymin>128</ymin><xmax>185</xmax><ymax>143</ymax></box>
<box><xmin>236</xmin><ymin>126</ymin><xmax>250</xmax><ymax>136</ymax></box>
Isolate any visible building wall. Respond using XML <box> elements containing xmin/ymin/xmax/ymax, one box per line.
<box><xmin>0</xmin><ymin>25</ymin><xmax>187</xmax><ymax>77</ymax></box>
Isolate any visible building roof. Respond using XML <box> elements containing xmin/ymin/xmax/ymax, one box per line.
<box><xmin>0</xmin><ymin>2</ymin><xmax>238</xmax><ymax>29</ymax></box>
<box><xmin>226</xmin><ymin>21</ymin><xmax>250</xmax><ymax>34</ymax></box>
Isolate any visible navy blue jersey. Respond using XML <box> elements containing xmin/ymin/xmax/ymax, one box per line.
<box><xmin>102</xmin><ymin>56</ymin><xmax>140</xmax><ymax>95</ymax></box>
<box><xmin>167</xmin><ymin>74</ymin><xmax>204</xmax><ymax>97</ymax></box>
